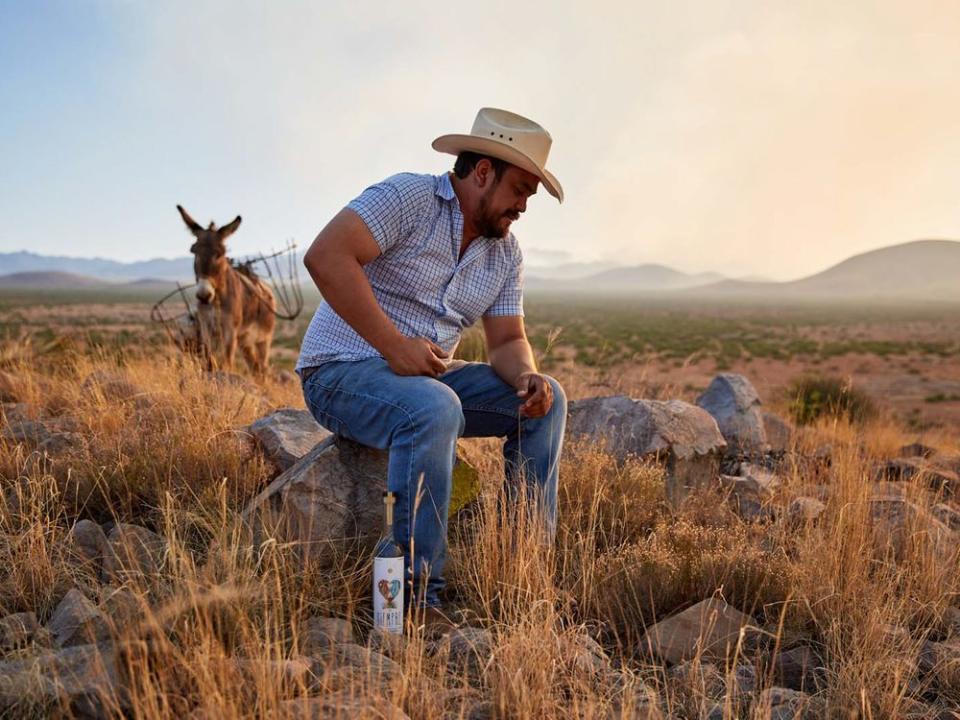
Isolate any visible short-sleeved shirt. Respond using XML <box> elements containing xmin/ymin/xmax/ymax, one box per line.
<box><xmin>296</xmin><ymin>171</ymin><xmax>524</xmax><ymax>371</ymax></box>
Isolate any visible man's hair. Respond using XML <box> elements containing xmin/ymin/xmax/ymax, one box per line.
<box><xmin>453</xmin><ymin>152</ymin><xmax>510</xmax><ymax>181</ymax></box>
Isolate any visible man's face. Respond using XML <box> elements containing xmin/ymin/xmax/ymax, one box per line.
<box><xmin>475</xmin><ymin>164</ymin><xmax>540</xmax><ymax>239</ymax></box>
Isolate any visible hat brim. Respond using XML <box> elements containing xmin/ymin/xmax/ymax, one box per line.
<box><xmin>432</xmin><ymin>134</ymin><xmax>564</xmax><ymax>203</ymax></box>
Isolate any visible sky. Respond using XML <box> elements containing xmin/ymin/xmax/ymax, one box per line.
<box><xmin>2</xmin><ymin>1</ymin><xmax>959</xmax><ymax>281</ymax></box>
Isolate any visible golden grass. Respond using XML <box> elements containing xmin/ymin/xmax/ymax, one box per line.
<box><xmin>1</xmin><ymin>345</ymin><xmax>959</xmax><ymax>719</ymax></box>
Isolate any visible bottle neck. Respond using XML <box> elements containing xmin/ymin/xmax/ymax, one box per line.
<box><xmin>384</xmin><ymin>495</ymin><xmax>395</xmax><ymax>532</ymax></box>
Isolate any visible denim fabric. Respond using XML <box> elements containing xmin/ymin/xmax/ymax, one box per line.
<box><xmin>302</xmin><ymin>357</ymin><xmax>566</xmax><ymax>607</ymax></box>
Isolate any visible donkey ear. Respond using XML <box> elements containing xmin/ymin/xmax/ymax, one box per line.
<box><xmin>219</xmin><ymin>215</ymin><xmax>242</xmax><ymax>240</ymax></box>
<box><xmin>177</xmin><ymin>205</ymin><xmax>203</xmax><ymax>237</ymax></box>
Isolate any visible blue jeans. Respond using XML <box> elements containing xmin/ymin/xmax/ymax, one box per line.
<box><xmin>301</xmin><ymin>357</ymin><xmax>567</xmax><ymax>608</ymax></box>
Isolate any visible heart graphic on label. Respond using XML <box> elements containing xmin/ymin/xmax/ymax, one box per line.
<box><xmin>377</xmin><ymin>578</ymin><xmax>401</xmax><ymax>609</ymax></box>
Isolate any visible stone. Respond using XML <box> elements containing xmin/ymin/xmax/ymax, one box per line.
<box><xmin>313</xmin><ymin>642</ymin><xmax>402</xmax><ymax>687</ymax></box>
<box><xmin>250</xmin><ymin>408</ymin><xmax>331</xmax><ymax>471</ymax></box>
<box><xmin>566</xmin><ymin>396</ymin><xmax>726</xmax><ymax>506</ymax></box>
<box><xmin>900</xmin><ymin>443</ymin><xmax>937</xmax><ymax>459</ymax></box>
<box><xmin>243</xmin><ymin>436</ymin><xmax>480</xmax><ymax>553</ymax></box>
<box><xmin>101</xmin><ymin>523</ymin><xmax>166</xmax><ymax>583</ymax></box>
<box><xmin>932</xmin><ymin>503</ymin><xmax>960</xmax><ymax>532</ymax></box>
<box><xmin>0</xmin><ymin>643</ymin><xmax>122</xmax><ymax>717</ymax></box>
<box><xmin>772</xmin><ymin>645</ymin><xmax>826</xmax><ymax>692</ymax></box>
<box><xmin>434</xmin><ymin>626</ymin><xmax>494</xmax><ymax>681</ymax></box>
<box><xmin>695</xmin><ymin>373</ymin><xmax>768</xmax><ymax>453</ymax></box>
<box><xmin>70</xmin><ymin>519</ymin><xmax>109</xmax><ymax>570</ymax></box>
<box><xmin>277</xmin><ymin>694</ymin><xmax>410</xmax><ymax>720</ymax></box>
<box><xmin>275</xmin><ymin>369</ymin><xmax>299</xmax><ymax>385</ymax></box>
<box><xmin>757</xmin><ymin>687</ymin><xmax>813</xmax><ymax>719</ymax></box>
<box><xmin>762</xmin><ymin>411</ymin><xmax>794</xmax><ymax>453</ymax></box>
<box><xmin>299</xmin><ymin>616</ymin><xmax>355</xmax><ymax>655</ymax></box>
<box><xmin>732</xmin><ymin>663</ymin><xmax>758</xmax><ymax>696</ymax></box>
<box><xmin>868</xmin><ymin>495</ymin><xmax>957</xmax><ymax>560</ymax></box>
<box><xmin>38</xmin><ymin>431</ymin><xmax>80</xmax><ymax>455</ymax></box>
<box><xmin>562</xmin><ymin>631</ymin><xmax>610</xmax><ymax>677</ymax></box>
<box><xmin>100</xmin><ymin>586</ymin><xmax>143</xmax><ymax>629</ymax></box>
<box><xmin>787</xmin><ymin>497</ymin><xmax>826</xmax><ymax>524</ymax></box>
<box><xmin>232</xmin><ymin>657</ymin><xmax>313</xmax><ymax>686</ymax></box>
<box><xmin>639</xmin><ymin>598</ymin><xmax>755</xmax><ymax>665</ymax></box>
<box><xmin>1</xmin><ymin>418</ymin><xmax>54</xmax><ymax>446</ymax></box>
<box><xmin>80</xmin><ymin>370</ymin><xmax>142</xmax><ymax>403</ymax></box>
<box><xmin>735</xmin><ymin>462</ymin><xmax>782</xmax><ymax>498</ymax></box>
<box><xmin>46</xmin><ymin>589</ymin><xmax>111</xmax><ymax>648</ymax></box>
<box><xmin>0</xmin><ymin>611</ymin><xmax>45</xmax><ymax>651</ymax></box>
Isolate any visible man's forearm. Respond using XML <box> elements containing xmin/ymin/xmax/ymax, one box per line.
<box><xmin>306</xmin><ymin>254</ymin><xmax>402</xmax><ymax>356</ymax></box>
<box><xmin>488</xmin><ymin>338</ymin><xmax>538</xmax><ymax>388</ymax></box>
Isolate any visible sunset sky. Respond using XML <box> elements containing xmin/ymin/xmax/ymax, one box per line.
<box><xmin>2</xmin><ymin>1</ymin><xmax>959</xmax><ymax>280</ymax></box>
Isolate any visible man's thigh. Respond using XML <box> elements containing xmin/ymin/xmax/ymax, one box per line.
<box><xmin>438</xmin><ymin>362</ymin><xmax>523</xmax><ymax>438</ymax></box>
<box><xmin>302</xmin><ymin>357</ymin><xmax>458</xmax><ymax>449</ymax></box>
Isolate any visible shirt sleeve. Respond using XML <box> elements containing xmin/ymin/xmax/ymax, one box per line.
<box><xmin>345</xmin><ymin>174</ymin><xmax>432</xmax><ymax>254</ymax></box>
<box><xmin>483</xmin><ymin>241</ymin><xmax>525</xmax><ymax>318</ymax></box>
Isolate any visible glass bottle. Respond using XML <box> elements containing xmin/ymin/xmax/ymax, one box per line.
<box><xmin>373</xmin><ymin>492</ymin><xmax>404</xmax><ymax>634</ymax></box>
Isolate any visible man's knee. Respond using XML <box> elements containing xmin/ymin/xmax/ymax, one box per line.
<box><xmin>544</xmin><ymin>375</ymin><xmax>567</xmax><ymax>417</ymax></box>
<box><xmin>409</xmin><ymin>382</ymin><xmax>465</xmax><ymax>437</ymax></box>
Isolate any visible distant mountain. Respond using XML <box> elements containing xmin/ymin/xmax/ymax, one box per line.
<box><xmin>526</xmin><ymin>263</ymin><xmax>725</xmax><ymax>291</ymax></box>
<box><xmin>0</xmin><ymin>271</ymin><xmax>110</xmax><ymax>289</ymax></box>
<box><xmin>690</xmin><ymin>239</ymin><xmax>960</xmax><ymax>301</ymax></box>
<box><xmin>0</xmin><ymin>251</ymin><xmax>194</xmax><ymax>282</ymax></box>
<box><xmin>526</xmin><ymin>261</ymin><xmax>619</xmax><ymax>280</ymax></box>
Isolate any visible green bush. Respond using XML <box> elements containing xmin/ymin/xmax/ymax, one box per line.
<box><xmin>788</xmin><ymin>375</ymin><xmax>877</xmax><ymax>425</ymax></box>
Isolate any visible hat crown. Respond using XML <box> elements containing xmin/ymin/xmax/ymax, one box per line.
<box><xmin>470</xmin><ymin>107</ymin><xmax>552</xmax><ymax>167</ymax></box>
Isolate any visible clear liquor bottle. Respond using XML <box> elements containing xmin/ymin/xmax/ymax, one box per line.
<box><xmin>373</xmin><ymin>492</ymin><xmax>404</xmax><ymax>634</ymax></box>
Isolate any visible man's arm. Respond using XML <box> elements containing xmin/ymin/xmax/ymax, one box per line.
<box><xmin>482</xmin><ymin>314</ymin><xmax>553</xmax><ymax>417</ymax></box>
<box><xmin>303</xmin><ymin>208</ymin><xmax>448</xmax><ymax>377</ymax></box>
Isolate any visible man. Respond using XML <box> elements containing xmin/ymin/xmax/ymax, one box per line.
<box><xmin>296</xmin><ymin>107</ymin><xmax>567</xmax><ymax>627</ymax></box>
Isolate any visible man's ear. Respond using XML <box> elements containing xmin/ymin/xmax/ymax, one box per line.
<box><xmin>474</xmin><ymin>159</ymin><xmax>494</xmax><ymax>191</ymax></box>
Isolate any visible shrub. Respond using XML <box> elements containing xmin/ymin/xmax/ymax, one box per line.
<box><xmin>788</xmin><ymin>375</ymin><xmax>876</xmax><ymax>425</ymax></box>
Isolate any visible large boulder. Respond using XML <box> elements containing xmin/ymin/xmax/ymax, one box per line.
<box><xmin>243</xmin><ymin>436</ymin><xmax>480</xmax><ymax>554</ymax></box>
<box><xmin>639</xmin><ymin>598</ymin><xmax>756</xmax><ymax>665</ymax></box>
<box><xmin>46</xmin><ymin>589</ymin><xmax>111</xmax><ymax>648</ymax></box>
<box><xmin>566</xmin><ymin>396</ymin><xmax>726</xmax><ymax>506</ymax></box>
<box><xmin>249</xmin><ymin>408</ymin><xmax>331</xmax><ymax>471</ymax></box>
<box><xmin>696</xmin><ymin>373</ymin><xmax>768</xmax><ymax>453</ymax></box>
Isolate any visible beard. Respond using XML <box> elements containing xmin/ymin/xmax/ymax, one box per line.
<box><xmin>475</xmin><ymin>187</ymin><xmax>518</xmax><ymax>239</ymax></box>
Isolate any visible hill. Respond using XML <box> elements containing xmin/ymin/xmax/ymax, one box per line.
<box><xmin>689</xmin><ymin>239</ymin><xmax>960</xmax><ymax>301</ymax></box>
<box><xmin>0</xmin><ymin>271</ymin><xmax>110</xmax><ymax>289</ymax></box>
<box><xmin>527</xmin><ymin>263</ymin><xmax>724</xmax><ymax>291</ymax></box>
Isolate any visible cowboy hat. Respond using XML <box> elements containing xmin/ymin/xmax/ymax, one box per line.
<box><xmin>432</xmin><ymin>107</ymin><xmax>564</xmax><ymax>203</ymax></box>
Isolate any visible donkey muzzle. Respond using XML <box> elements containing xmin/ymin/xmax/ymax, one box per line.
<box><xmin>196</xmin><ymin>278</ymin><xmax>216</xmax><ymax>303</ymax></box>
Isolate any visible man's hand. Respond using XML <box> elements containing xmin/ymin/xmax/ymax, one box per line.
<box><xmin>384</xmin><ymin>336</ymin><xmax>449</xmax><ymax>377</ymax></box>
<box><xmin>516</xmin><ymin>371</ymin><xmax>554</xmax><ymax>418</ymax></box>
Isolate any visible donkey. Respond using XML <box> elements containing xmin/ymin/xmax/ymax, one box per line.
<box><xmin>177</xmin><ymin>205</ymin><xmax>276</xmax><ymax>375</ymax></box>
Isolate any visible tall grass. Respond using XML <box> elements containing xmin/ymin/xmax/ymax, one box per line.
<box><xmin>1</xmin><ymin>347</ymin><xmax>959</xmax><ymax>718</ymax></box>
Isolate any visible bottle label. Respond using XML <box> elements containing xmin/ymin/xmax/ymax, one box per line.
<box><xmin>373</xmin><ymin>556</ymin><xmax>404</xmax><ymax>634</ymax></box>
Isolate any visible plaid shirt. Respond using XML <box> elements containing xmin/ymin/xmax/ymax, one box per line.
<box><xmin>297</xmin><ymin>172</ymin><xmax>524</xmax><ymax>371</ymax></box>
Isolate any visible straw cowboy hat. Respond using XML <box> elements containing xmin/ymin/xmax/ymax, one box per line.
<box><xmin>432</xmin><ymin>107</ymin><xmax>564</xmax><ymax>203</ymax></box>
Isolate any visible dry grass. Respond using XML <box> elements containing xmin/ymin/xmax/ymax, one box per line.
<box><xmin>1</xmin><ymin>342</ymin><xmax>959</xmax><ymax>719</ymax></box>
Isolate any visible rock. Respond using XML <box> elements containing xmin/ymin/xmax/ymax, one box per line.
<box><xmin>277</xmin><ymin>694</ymin><xmax>410</xmax><ymax>720</ymax></box>
<box><xmin>70</xmin><ymin>519</ymin><xmax>109</xmax><ymax>570</ymax></box>
<box><xmin>639</xmin><ymin>598</ymin><xmax>755</xmax><ymax>665</ymax></box>
<box><xmin>868</xmin><ymin>495</ymin><xmax>957</xmax><ymax>560</ymax></box>
<box><xmin>735</xmin><ymin>462</ymin><xmax>782</xmax><ymax>498</ymax></box>
<box><xmin>101</xmin><ymin>524</ymin><xmax>166</xmax><ymax>583</ymax></box>
<box><xmin>900</xmin><ymin>443</ymin><xmax>937</xmax><ymax>459</ymax></box>
<box><xmin>100</xmin><ymin>586</ymin><xmax>143</xmax><ymax>629</ymax></box>
<box><xmin>918</xmin><ymin>636</ymin><xmax>960</xmax><ymax>676</ymax></box>
<box><xmin>762</xmin><ymin>411</ymin><xmax>794</xmax><ymax>453</ymax></box>
<box><xmin>932</xmin><ymin>503</ymin><xmax>960</xmax><ymax>532</ymax></box>
<box><xmin>787</xmin><ymin>497</ymin><xmax>826</xmax><ymax>524</ymax></box>
<box><xmin>732</xmin><ymin>663</ymin><xmax>758</xmax><ymax>696</ymax></box>
<box><xmin>38</xmin><ymin>431</ymin><xmax>80</xmax><ymax>455</ymax></box>
<box><xmin>232</xmin><ymin>657</ymin><xmax>313</xmax><ymax>686</ymax></box>
<box><xmin>81</xmin><ymin>370</ymin><xmax>142</xmax><ymax>403</ymax></box>
<box><xmin>299</xmin><ymin>616</ymin><xmax>355</xmax><ymax>655</ymax></box>
<box><xmin>46</xmin><ymin>589</ymin><xmax>111</xmax><ymax>647</ymax></box>
<box><xmin>0</xmin><ymin>643</ymin><xmax>122</xmax><ymax>717</ymax></box>
<box><xmin>562</xmin><ymin>631</ymin><xmax>610</xmax><ymax>677</ymax></box>
<box><xmin>695</xmin><ymin>373</ymin><xmax>768</xmax><ymax>453</ymax></box>
<box><xmin>0</xmin><ymin>402</ymin><xmax>31</xmax><ymax>426</ymax></box>
<box><xmin>275</xmin><ymin>369</ymin><xmax>299</xmax><ymax>385</ymax></box>
<box><xmin>250</xmin><ymin>408</ymin><xmax>331</xmax><ymax>471</ymax></box>
<box><xmin>1</xmin><ymin>418</ymin><xmax>55</xmax><ymax>446</ymax></box>
<box><xmin>757</xmin><ymin>687</ymin><xmax>815</xmax><ymax>719</ymax></box>
<box><xmin>0</xmin><ymin>611</ymin><xmax>46</xmax><ymax>651</ymax></box>
<box><xmin>667</xmin><ymin>659</ymin><xmax>724</xmax><ymax>696</ymax></box>
<box><xmin>566</xmin><ymin>396</ymin><xmax>726</xmax><ymax>506</ymax></box>
<box><xmin>877</xmin><ymin>457</ymin><xmax>959</xmax><ymax>494</ymax></box>
<box><xmin>243</xmin><ymin>436</ymin><xmax>480</xmax><ymax>553</ymax></box>
<box><xmin>316</xmin><ymin>642</ymin><xmax>402</xmax><ymax>686</ymax></box>
<box><xmin>434</xmin><ymin>626</ymin><xmax>494</xmax><ymax>681</ymax></box>
<box><xmin>772</xmin><ymin>645</ymin><xmax>827</xmax><ymax>692</ymax></box>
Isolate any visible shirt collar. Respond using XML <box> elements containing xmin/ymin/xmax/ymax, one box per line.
<box><xmin>436</xmin><ymin>171</ymin><xmax>456</xmax><ymax>201</ymax></box>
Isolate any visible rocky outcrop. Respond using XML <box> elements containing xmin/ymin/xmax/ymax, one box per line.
<box><xmin>249</xmin><ymin>408</ymin><xmax>331</xmax><ymax>471</ymax></box>
<box><xmin>696</xmin><ymin>374</ymin><xmax>768</xmax><ymax>453</ymax></box>
<box><xmin>243</xmin><ymin>435</ymin><xmax>480</xmax><ymax>554</ymax></box>
<box><xmin>567</xmin><ymin>396</ymin><xmax>726</xmax><ymax>506</ymax></box>
<box><xmin>639</xmin><ymin>598</ymin><xmax>755</xmax><ymax>664</ymax></box>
